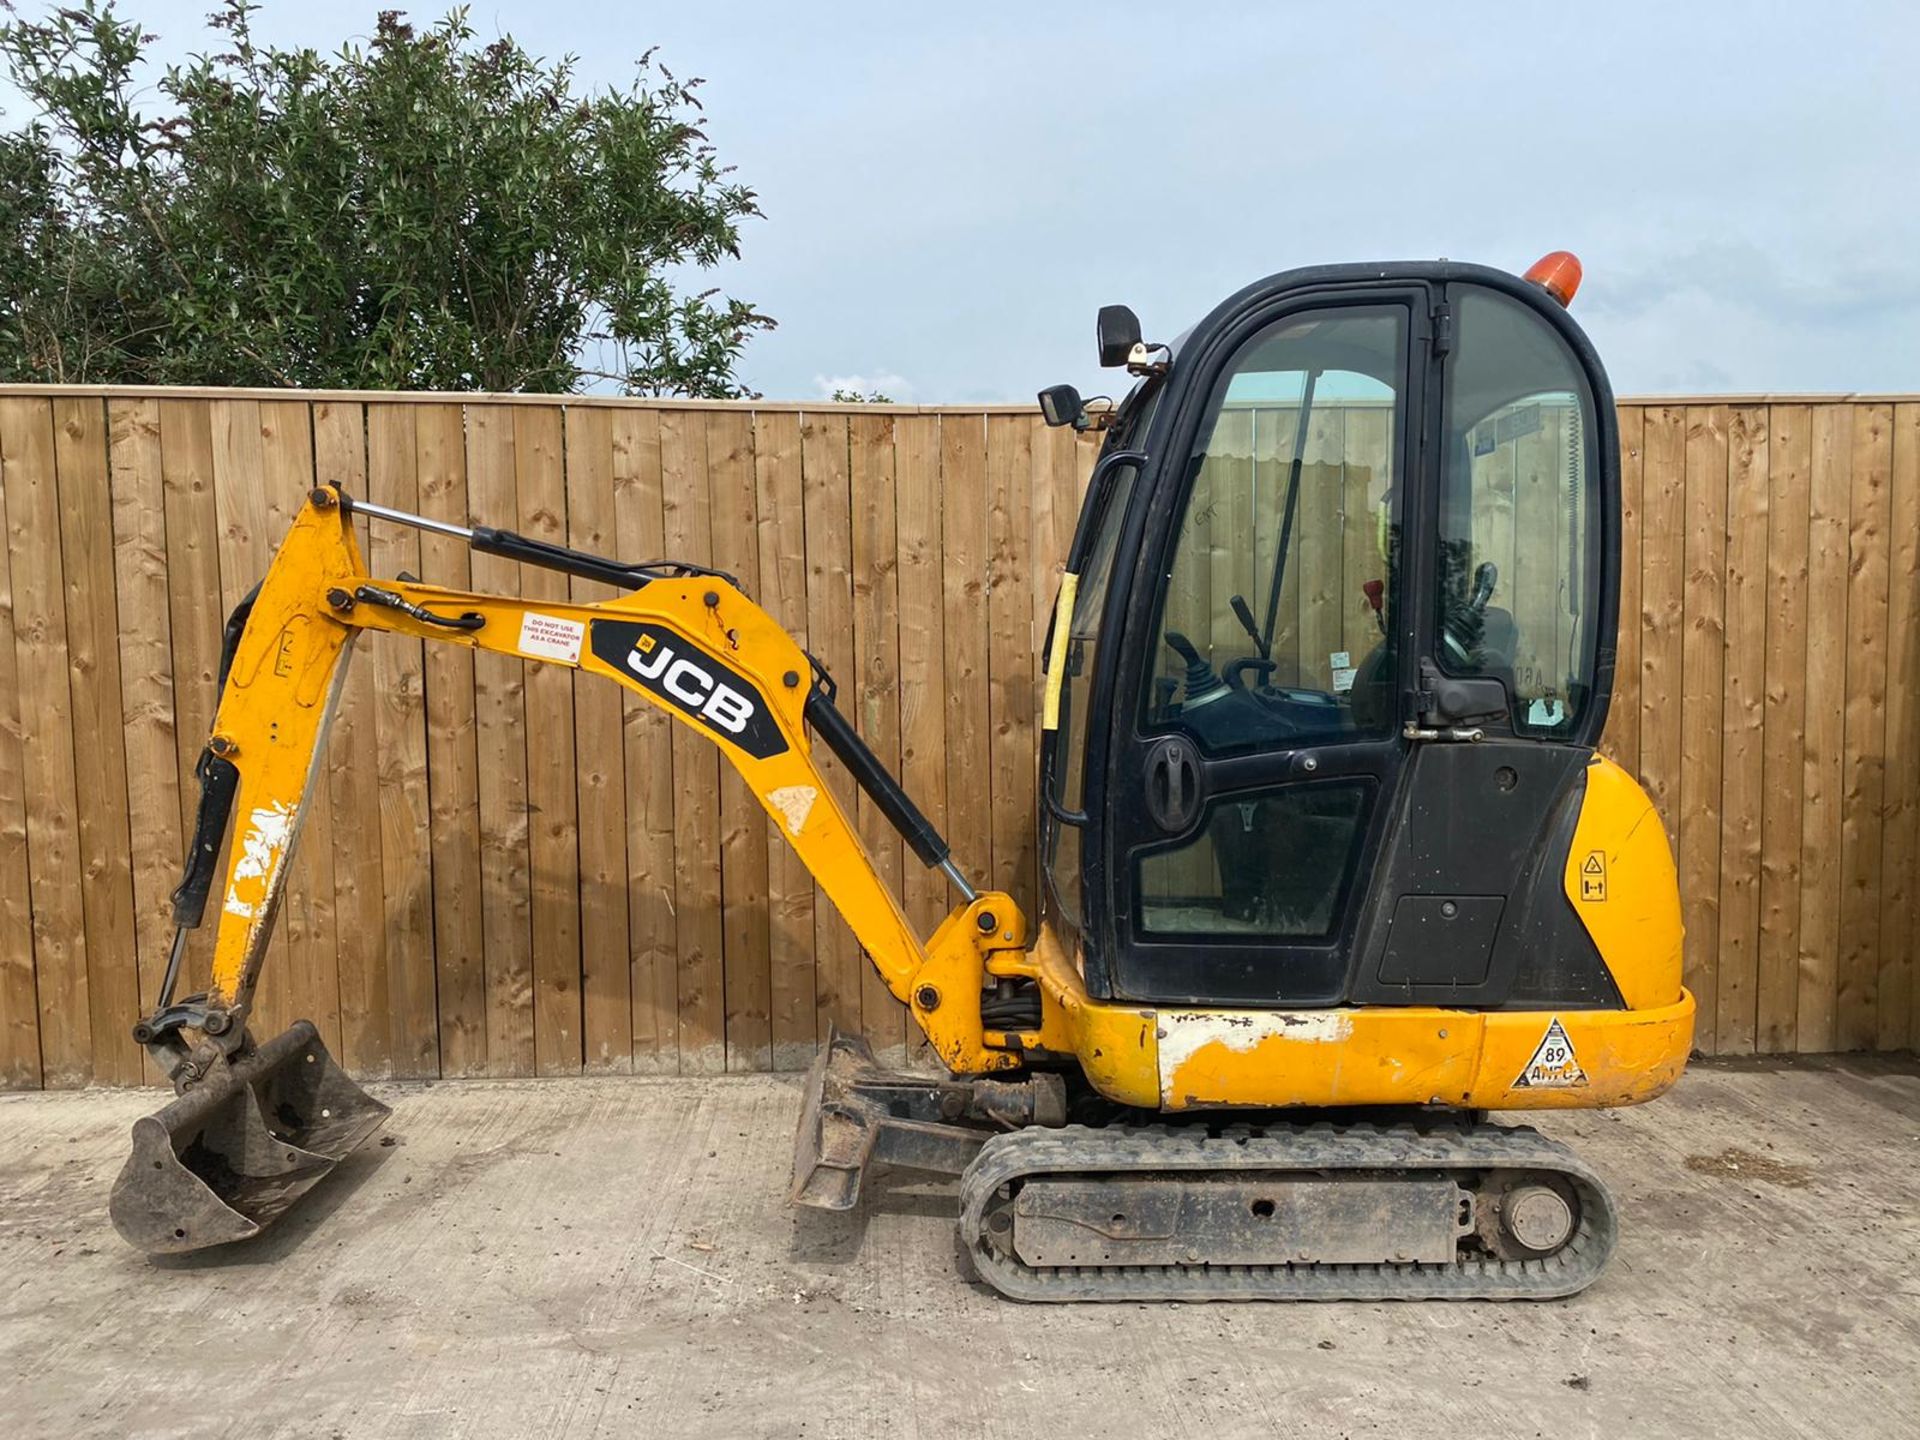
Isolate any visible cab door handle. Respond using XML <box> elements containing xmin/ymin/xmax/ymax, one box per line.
<box><xmin>1144</xmin><ymin>736</ymin><xmax>1203</xmax><ymax>833</ymax></box>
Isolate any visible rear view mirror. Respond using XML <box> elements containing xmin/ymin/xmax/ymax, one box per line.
<box><xmin>1038</xmin><ymin>383</ymin><xmax>1086</xmax><ymax>429</ymax></box>
<box><xmin>1097</xmin><ymin>305</ymin><xmax>1142</xmax><ymax>368</ymax></box>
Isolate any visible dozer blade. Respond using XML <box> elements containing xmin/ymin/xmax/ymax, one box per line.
<box><xmin>790</xmin><ymin>1026</ymin><xmax>1067</xmax><ymax>1211</ymax></box>
<box><xmin>110</xmin><ymin>1020</ymin><xmax>390</xmax><ymax>1255</ymax></box>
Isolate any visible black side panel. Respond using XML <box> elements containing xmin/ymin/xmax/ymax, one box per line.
<box><xmin>1377</xmin><ymin>895</ymin><xmax>1505</xmax><ymax>986</ymax></box>
<box><xmin>1348</xmin><ymin>743</ymin><xmax>1622</xmax><ymax>1009</ymax></box>
<box><xmin>1500</xmin><ymin>761</ymin><xmax>1626</xmax><ymax>1010</ymax></box>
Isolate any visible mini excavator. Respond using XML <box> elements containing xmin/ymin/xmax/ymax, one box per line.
<box><xmin>112</xmin><ymin>253</ymin><xmax>1693</xmax><ymax>1301</ymax></box>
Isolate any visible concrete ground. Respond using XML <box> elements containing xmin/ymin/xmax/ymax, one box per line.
<box><xmin>1</xmin><ymin>1057</ymin><xmax>1916</xmax><ymax>1440</ymax></box>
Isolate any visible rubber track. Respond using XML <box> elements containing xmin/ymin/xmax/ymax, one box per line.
<box><xmin>957</xmin><ymin>1120</ymin><xmax>1616</xmax><ymax>1302</ymax></box>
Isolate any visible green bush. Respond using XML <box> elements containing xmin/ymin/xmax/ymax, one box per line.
<box><xmin>0</xmin><ymin>2</ymin><xmax>772</xmax><ymax>394</ymax></box>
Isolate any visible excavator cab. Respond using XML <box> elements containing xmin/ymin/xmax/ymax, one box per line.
<box><xmin>1042</xmin><ymin>258</ymin><xmax>1623</xmax><ymax>1016</ymax></box>
<box><xmin>111</xmin><ymin>252</ymin><xmax>1690</xmax><ymax>1302</ymax></box>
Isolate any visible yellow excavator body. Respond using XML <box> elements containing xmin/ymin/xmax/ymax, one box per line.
<box><xmin>113</xmin><ymin>253</ymin><xmax>1694</xmax><ymax>1301</ymax></box>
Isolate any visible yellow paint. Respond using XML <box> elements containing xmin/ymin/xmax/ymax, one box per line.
<box><xmin>202</xmin><ymin>496</ymin><xmax>362</xmax><ymax>1014</ymax></box>
<box><xmin>1024</xmin><ymin>923</ymin><xmax>1160</xmax><ymax>1106</ymax></box>
<box><xmin>1004</xmin><ymin>919</ymin><xmax>1691</xmax><ymax>1114</ymax></box>
<box><xmin>1041</xmin><ymin>572</ymin><xmax>1077</xmax><ymax>732</ymax></box>
<box><xmin>1149</xmin><ymin>994</ymin><xmax>1693</xmax><ymax>1110</ymax></box>
<box><xmin>1563</xmin><ymin>754</ymin><xmax>1686</xmax><ymax>1012</ymax></box>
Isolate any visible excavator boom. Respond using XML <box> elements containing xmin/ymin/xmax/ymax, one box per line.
<box><xmin>112</xmin><ymin>483</ymin><xmax>1038</xmax><ymax>1252</ymax></box>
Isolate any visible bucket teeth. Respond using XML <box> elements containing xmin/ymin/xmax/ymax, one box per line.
<box><xmin>110</xmin><ymin>1020</ymin><xmax>390</xmax><ymax>1255</ymax></box>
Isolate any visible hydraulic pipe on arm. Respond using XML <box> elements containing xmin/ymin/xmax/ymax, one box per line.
<box><xmin>139</xmin><ymin>485</ymin><xmax>1035</xmax><ymax>1083</ymax></box>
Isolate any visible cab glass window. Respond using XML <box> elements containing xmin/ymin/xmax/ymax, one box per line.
<box><xmin>1143</xmin><ymin>307</ymin><xmax>1405</xmax><ymax>755</ymax></box>
<box><xmin>1137</xmin><ymin>781</ymin><xmax>1369</xmax><ymax>937</ymax></box>
<box><xmin>1043</xmin><ymin>461</ymin><xmax>1138</xmax><ymax>930</ymax></box>
<box><xmin>1437</xmin><ymin>287</ymin><xmax>1601</xmax><ymax>735</ymax></box>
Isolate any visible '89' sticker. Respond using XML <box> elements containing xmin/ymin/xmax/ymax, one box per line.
<box><xmin>1513</xmin><ymin>1017</ymin><xmax>1589</xmax><ymax>1089</ymax></box>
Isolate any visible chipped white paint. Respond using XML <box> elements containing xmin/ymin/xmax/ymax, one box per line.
<box><xmin>1156</xmin><ymin>1009</ymin><xmax>1355</xmax><ymax>1104</ymax></box>
<box><xmin>232</xmin><ymin>801</ymin><xmax>296</xmax><ymax>882</ymax></box>
<box><xmin>221</xmin><ymin>801</ymin><xmax>297</xmax><ymax>923</ymax></box>
<box><xmin>767</xmin><ymin>785</ymin><xmax>817</xmax><ymax>837</ymax></box>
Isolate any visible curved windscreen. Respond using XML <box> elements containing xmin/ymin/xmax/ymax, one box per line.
<box><xmin>1436</xmin><ymin>286</ymin><xmax>1602</xmax><ymax>736</ymax></box>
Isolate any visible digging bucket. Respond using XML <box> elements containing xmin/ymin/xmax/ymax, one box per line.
<box><xmin>110</xmin><ymin>1021</ymin><xmax>390</xmax><ymax>1255</ymax></box>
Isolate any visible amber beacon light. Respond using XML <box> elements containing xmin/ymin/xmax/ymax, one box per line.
<box><xmin>1523</xmin><ymin>250</ymin><xmax>1583</xmax><ymax>307</ymax></box>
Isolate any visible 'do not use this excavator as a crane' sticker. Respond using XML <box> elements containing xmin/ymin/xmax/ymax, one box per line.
<box><xmin>111</xmin><ymin>251</ymin><xmax>1693</xmax><ymax>1301</ymax></box>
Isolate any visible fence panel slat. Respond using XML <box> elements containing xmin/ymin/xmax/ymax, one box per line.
<box><xmin>1715</xmin><ymin>406</ymin><xmax>1768</xmax><ymax>1054</ymax></box>
<box><xmin>1679</xmin><ymin>406</ymin><xmax>1728</xmax><ymax>1045</ymax></box>
<box><xmin>158</xmin><ymin>400</ymin><xmax>223</xmax><ymax>1005</ymax></box>
<box><xmin>708</xmin><ymin>410</ymin><xmax>772</xmax><ymax>1071</ymax></box>
<box><xmin>466</xmin><ymin>406</ymin><xmax>534</xmax><ymax>1076</ymax></box>
<box><xmin>0</xmin><ymin>400</ymin><xmax>41</xmax><ymax>1088</ymax></box>
<box><xmin>1602</xmin><ymin>407</ymin><xmax>1644</xmax><ymax>772</ymax></box>
<box><xmin>895</xmin><ymin>414</ymin><xmax>947</xmax><ymax>1065</ymax></box>
<box><xmin>753</xmin><ymin>412</ymin><xmax>812</xmax><ymax>1068</ymax></box>
<box><xmin>1836</xmin><ymin>405</ymin><xmax>1892</xmax><ymax>1049</ymax></box>
<box><xmin>986</xmin><ymin>414</ymin><xmax>1037</xmax><ymax>927</ymax></box>
<box><xmin>367</xmin><ymin>405</ymin><xmax>440</xmax><ymax>1078</ymax></box>
<box><xmin>614</xmin><ymin>409</ymin><xmax>677</xmax><ymax>1072</ymax></box>
<box><xmin>1798</xmin><ymin>405</ymin><xmax>1854</xmax><ymax>1053</ymax></box>
<box><xmin>848</xmin><ymin>413</ymin><xmax>905</xmax><ymax>1059</ymax></box>
<box><xmin>107</xmin><ymin>398</ymin><xmax>177</xmax><ymax>1085</ymax></box>
<box><xmin>566</xmin><ymin>406</ymin><xmax>634</xmax><ymax>1073</ymax></box>
<box><xmin>514</xmin><ymin>405</ymin><xmax>582</xmax><ymax>1075</ymax></box>
<box><xmin>1025</xmin><ymin>427</ymin><xmax>1073</xmax><ymax>912</ymax></box>
<box><xmin>1882</xmin><ymin>404</ymin><xmax>1920</xmax><ymax>1051</ymax></box>
<box><xmin>3</xmin><ymin>397</ymin><xmax>91</xmax><ymax>1085</ymax></box>
<box><xmin>941</xmin><ymin>414</ymin><xmax>991</xmax><ymax>937</ymax></box>
<box><xmin>1757</xmin><ymin>405</ymin><xmax>1812</xmax><ymax>1050</ymax></box>
<box><xmin>53</xmin><ymin>398</ymin><xmax>142</xmax><ymax>1085</ymax></box>
<box><xmin>1639</xmin><ymin>406</ymin><xmax>1686</xmax><ymax>852</ymax></box>
<box><xmin>801</xmin><ymin>413</ymin><xmax>861</xmax><ymax>1045</ymax></box>
<box><xmin>663</xmin><ymin>410</ymin><xmax>724</xmax><ymax>1072</ymax></box>
<box><xmin>1297</xmin><ymin>412</ymin><xmax>1346</xmax><ymax>690</ymax></box>
<box><xmin>417</xmin><ymin>402</ymin><xmax>487</xmax><ymax>1075</ymax></box>
<box><xmin>314</xmin><ymin>401</ymin><xmax>391</xmax><ymax>1076</ymax></box>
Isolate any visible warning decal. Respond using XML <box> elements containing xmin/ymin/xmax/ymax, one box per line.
<box><xmin>1329</xmin><ymin>650</ymin><xmax>1356</xmax><ymax>694</ymax></box>
<box><xmin>1579</xmin><ymin>849</ymin><xmax>1607</xmax><ymax>902</ymax></box>
<box><xmin>1513</xmin><ymin>1017</ymin><xmax>1588</xmax><ymax>1089</ymax></box>
<box><xmin>518</xmin><ymin>611</ymin><xmax>586</xmax><ymax>664</ymax></box>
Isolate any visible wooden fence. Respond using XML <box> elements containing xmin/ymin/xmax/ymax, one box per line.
<box><xmin>0</xmin><ymin>388</ymin><xmax>1914</xmax><ymax>1088</ymax></box>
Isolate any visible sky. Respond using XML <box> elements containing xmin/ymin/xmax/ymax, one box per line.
<box><xmin>7</xmin><ymin>1</ymin><xmax>1918</xmax><ymax>402</ymax></box>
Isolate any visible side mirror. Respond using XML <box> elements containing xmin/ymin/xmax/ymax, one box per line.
<box><xmin>1038</xmin><ymin>383</ymin><xmax>1086</xmax><ymax>429</ymax></box>
<box><xmin>1096</xmin><ymin>305</ymin><xmax>1142</xmax><ymax>368</ymax></box>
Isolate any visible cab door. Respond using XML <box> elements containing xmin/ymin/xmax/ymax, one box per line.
<box><xmin>1096</xmin><ymin>289</ymin><xmax>1434</xmax><ymax>1007</ymax></box>
<box><xmin>1344</xmin><ymin>279</ymin><xmax>1618</xmax><ymax>1009</ymax></box>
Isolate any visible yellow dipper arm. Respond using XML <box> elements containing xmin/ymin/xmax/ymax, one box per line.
<box><xmin>172</xmin><ymin>485</ymin><xmax>1032</xmax><ymax>1074</ymax></box>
